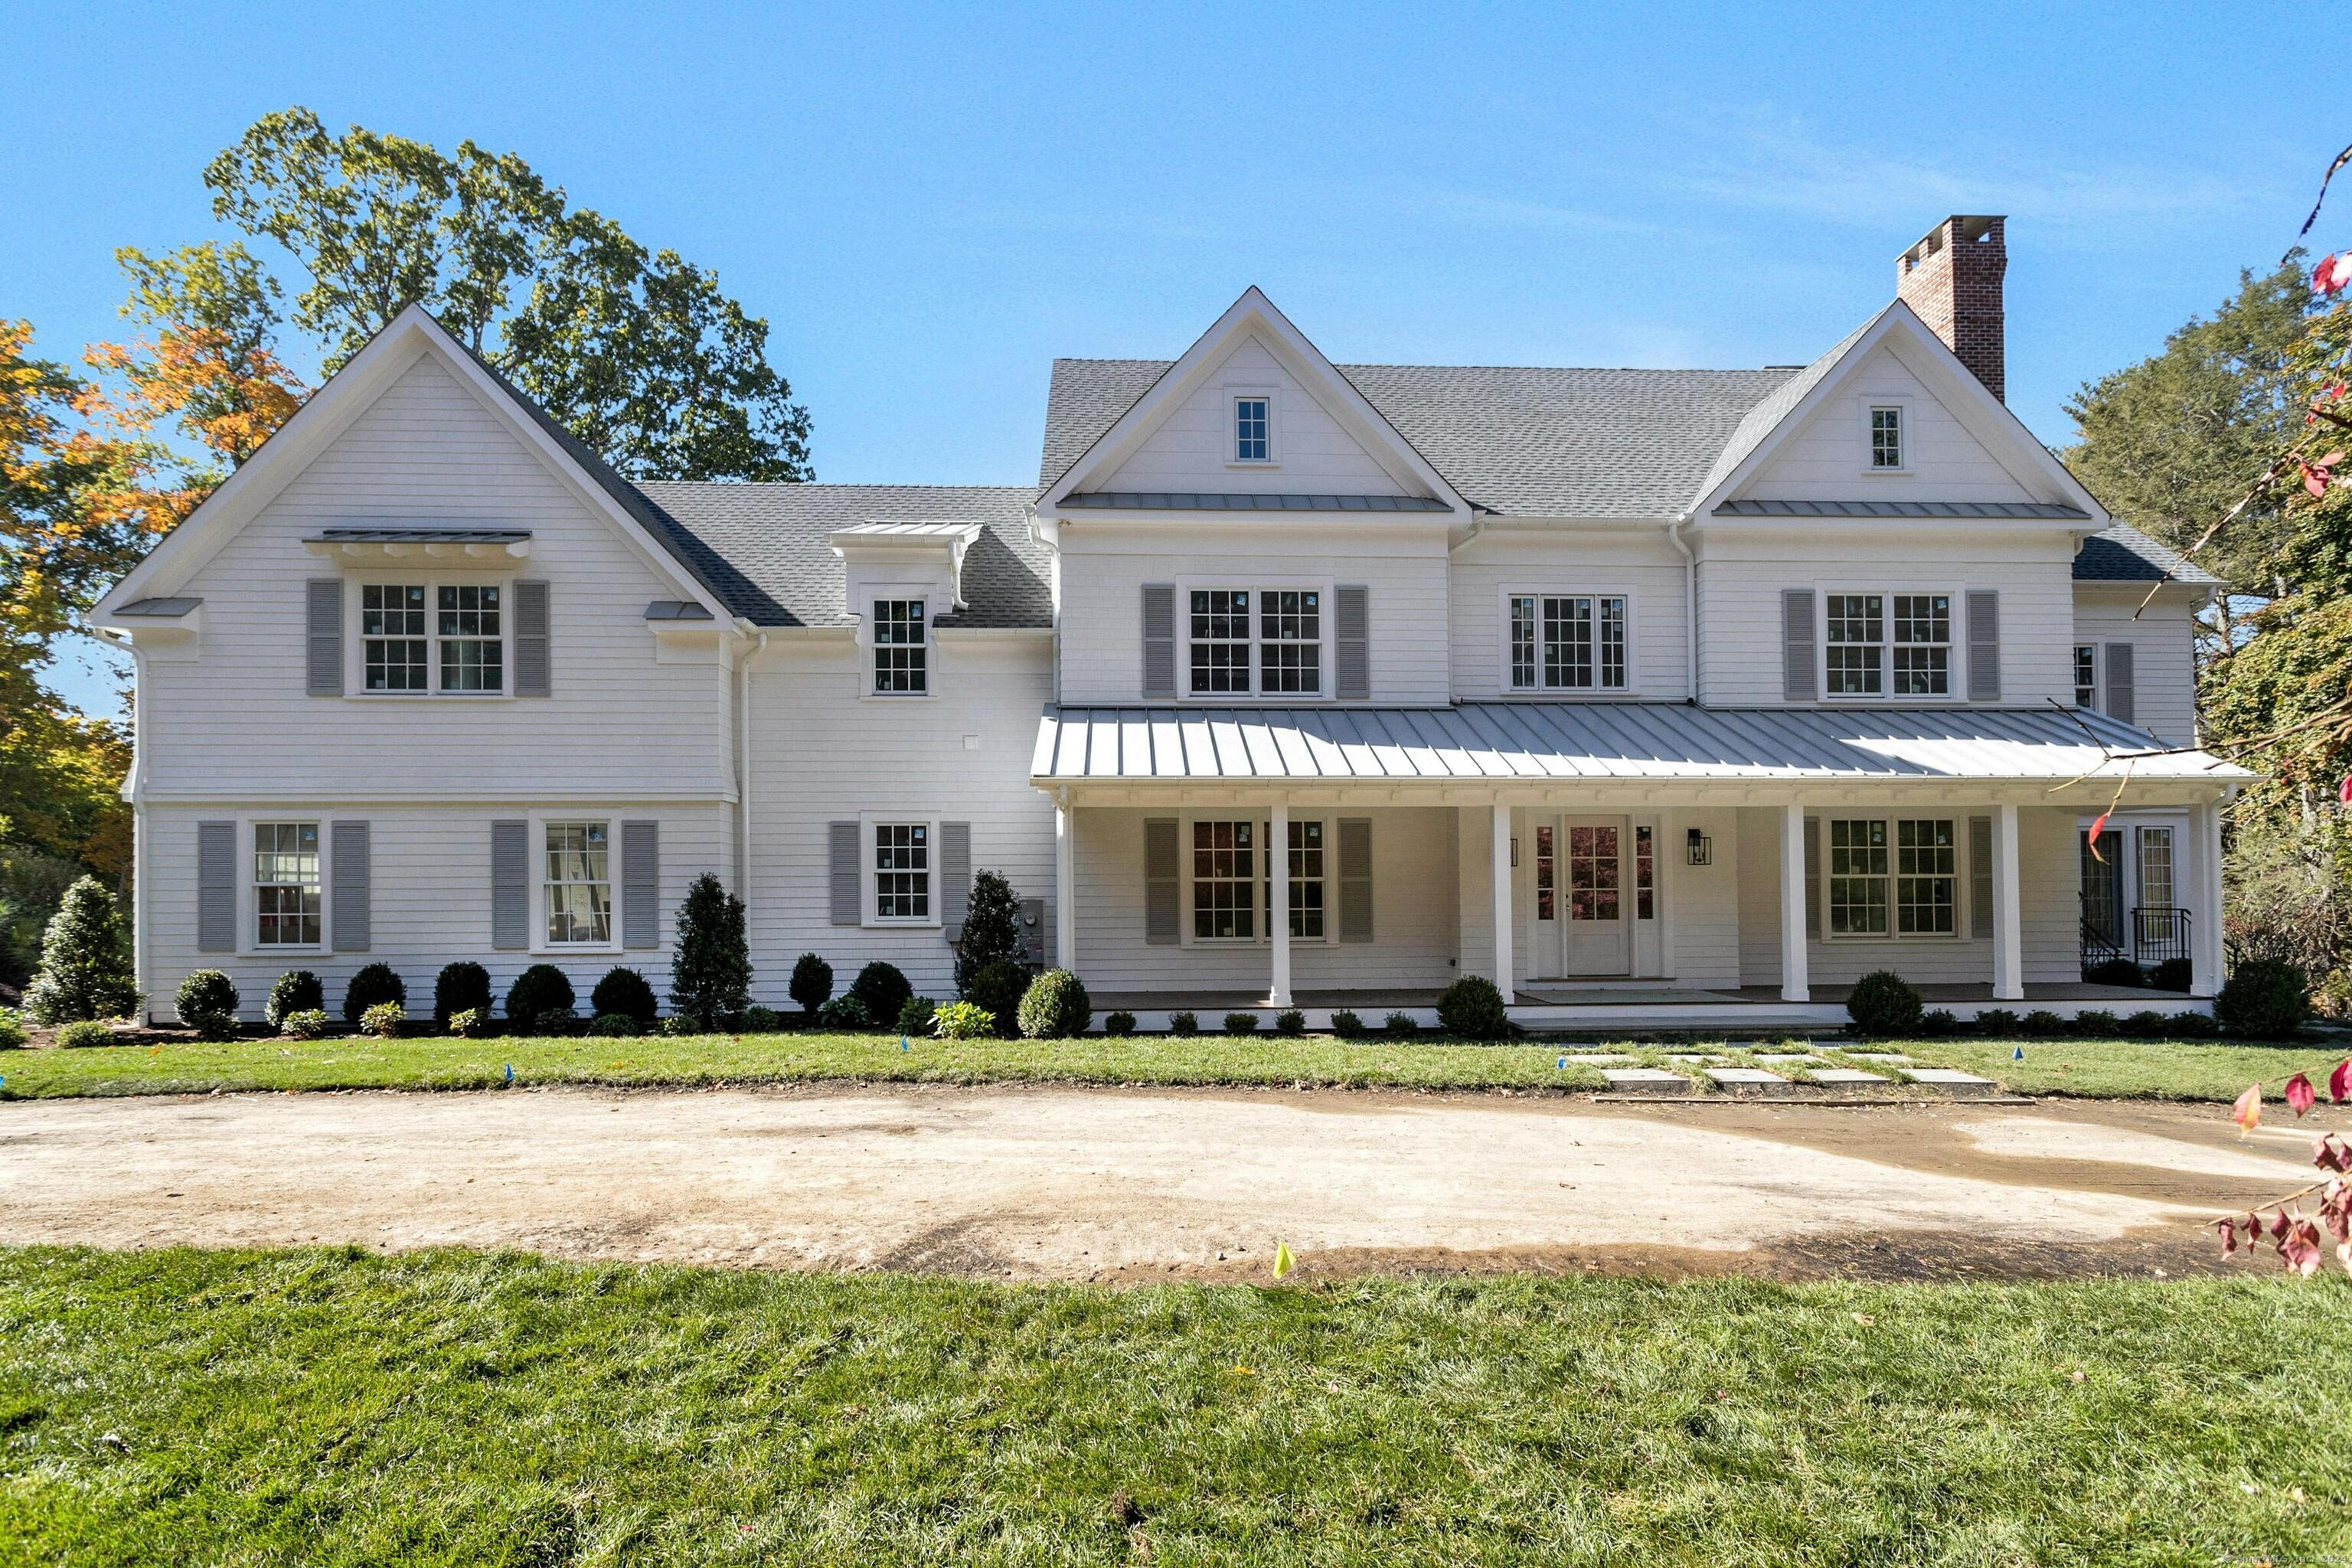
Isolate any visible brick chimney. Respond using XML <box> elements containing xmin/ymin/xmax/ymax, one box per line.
<box><xmin>1896</xmin><ymin>215</ymin><xmax>2006</xmax><ymax>401</ymax></box>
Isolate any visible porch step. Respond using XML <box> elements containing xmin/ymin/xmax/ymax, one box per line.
<box><xmin>1807</xmin><ymin>1067</ymin><xmax>1891</xmax><ymax>1087</ymax></box>
<box><xmin>1903</xmin><ymin>1067</ymin><xmax>1999</xmax><ymax>1097</ymax></box>
<box><xmin>1705</xmin><ymin>1067</ymin><xmax>1801</xmax><ymax>1097</ymax></box>
<box><xmin>1599</xmin><ymin>1068</ymin><xmax>1691</xmax><ymax>1096</ymax></box>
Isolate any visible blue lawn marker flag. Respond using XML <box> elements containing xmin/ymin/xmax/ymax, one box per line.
<box><xmin>1557</xmin><ymin>1056</ymin><xmax>1569</xmax><ymax>1070</ymax></box>
<box><xmin>503</xmin><ymin>1062</ymin><xmax>514</xmax><ymax>1085</ymax></box>
<box><xmin>2013</xmin><ymin>1045</ymin><xmax>2024</xmax><ymax>1061</ymax></box>
<box><xmin>901</xmin><ymin>1034</ymin><xmax>910</xmax><ymax>1052</ymax></box>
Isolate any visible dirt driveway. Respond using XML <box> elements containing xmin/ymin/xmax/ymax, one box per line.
<box><xmin>0</xmin><ymin>1083</ymin><xmax>2328</xmax><ymax>1282</ymax></box>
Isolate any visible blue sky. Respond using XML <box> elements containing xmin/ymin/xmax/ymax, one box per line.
<box><xmin>2</xmin><ymin>2</ymin><xmax>2327</xmax><ymax>713</ymax></box>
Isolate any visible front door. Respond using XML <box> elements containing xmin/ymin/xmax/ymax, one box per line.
<box><xmin>2080</xmin><ymin>829</ymin><xmax>2124</xmax><ymax>956</ymax></box>
<box><xmin>1561</xmin><ymin>817</ymin><xmax>1632</xmax><ymax>976</ymax></box>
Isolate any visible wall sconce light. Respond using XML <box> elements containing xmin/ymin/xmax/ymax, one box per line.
<box><xmin>1686</xmin><ymin>828</ymin><xmax>1713</xmax><ymax>867</ymax></box>
<box><xmin>1510</xmin><ymin>836</ymin><xmax>1520</xmax><ymax>867</ymax></box>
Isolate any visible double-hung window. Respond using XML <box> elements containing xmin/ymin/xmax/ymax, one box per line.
<box><xmin>362</xmin><ymin>584</ymin><xmax>429</xmax><ymax>691</ymax></box>
<box><xmin>1188</xmin><ymin>588</ymin><xmax>1324</xmax><ymax>697</ymax></box>
<box><xmin>874</xmin><ymin>599</ymin><xmax>928</xmax><ymax>695</ymax></box>
<box><xmin>1825</xmin><ymin>592</ymin><xmax>1949</xmax><ymax>697</ymax></box>
<box><xmin>1278</xmin><ymin>819</ymin><xmax>1325</xmax><ymax>939</ymax></box>
<box><xmin>544</xmin><ymin>821</ymin><xmax>612</xmax><ymax>946</ymax></box>
<box><xmin>253</xmin><ymin>822</ymin><xmax>322</xmax><ymax>947</ymax></box>
<box><xmin>1233</xmin><ymin>396</ymin><xmax>1271</xmax><ymax>462</ymax></box>
<box><xmin>1190</xmin><ymin>818</ymin><xmax>1325</xmax><ymax>942</ymax></box>
<box><xmin>438</xmin><ymin>585</ymin><xmax>502</xmax><ymax>692</ymax></box>
<box><xmin>2074</xmin><ymin>645</ymin><xmax>2098</xmax><ymax>709</ymax></box>
<box><xmin>361</xmin><ymin>580</ymin><xmax>506</xmax><ymax>694</ymax></box>
<box><xmin>1826</xmin><ymin>817</ymin><xmax>1958</xmax><ymax>939</ymax></box>
<box><xmin>874</xmin><ymin>823</ymin><xmax>931</xmax><ymax>920</ymax></box>
<box><xmin>1506</xmin><ymin>593</ymin><xmax>1628</xmax><ymax>692</ymax></box>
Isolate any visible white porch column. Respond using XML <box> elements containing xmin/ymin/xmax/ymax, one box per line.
<box><xmin>1779</xmin><ymin>803</ymin><xmax>1809</xmax><ymax>1003</ymax></box>
<box><xmin>1054</xmin><ymin>799</ymin><xmax>1076</xmax><ymax>972</ymax></box>
<box><xmin>1991</xmin><ymin>802</ymin><xmax>2024</xmax><ymax>1001</ymax></box>
<box><xmin>2190</xmin><ymin>800</ymin><xmax>2225</xmax><ymax>997</ymax></box>
<box><xmin>1269</xmin><ymin>802</ymin><xmax>1293</xmax><ymax>1007</ymax></box>
<box><xmin>1491</xmin><ymin>804</ymin><xmax>1515</xmax><ymax>1004</ymax></box>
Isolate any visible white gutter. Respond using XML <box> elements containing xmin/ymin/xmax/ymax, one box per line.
<box><xmin>737</xmin><ymin>630</ymin><xmax>767</xmax><ymax>895</ymax></box>
<box><xmin>1666</xmin><ymin>512</ymin><xmax>1698</xmax><ymax>703</ymax></box>
<box><xmin>93</xmin><ymin>626</ymin><xmax>149</xmax><ymax>1018</ymax></box>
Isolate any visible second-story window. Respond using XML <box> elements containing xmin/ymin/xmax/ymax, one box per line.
<box><xmin>873</xmin><ymin>599</ymin><xmax>927</xmax><ymax>694</ymax></box>
<box><xmin>1508</xmin><ymin>594</ymin><xmax>1628</xmax><ymax>692</ymax></box>
<box><xmin>2075</xmin><ymin>645</ymin><xmax>2098</xmax><ymax>708</ymax></box>
<box><xmin>359</xmin><ymin>580</ymin><xmax>508</xmax><ymax>696</ymax></box>
<box><xmin>438</xmin><ymin>585</ymin><xmax>502</xmax><ymax>692</ymax></box>
<box><xmin>1190</xmin><ymin>590</ymin><xmax>1253</xmax><ymax>694</ymax></box>
<box><xmin>1187</xmin><ymin>587</ymin><xmax>1327</xmax><ymax>697</ymax></box>
<box><xmin>1890</xmin><ymin>594</ymin><xmax>1949</xmax><ymax>695</ymax></box>
<box><xmin>1825</xmin><ymin>592</ymin><xmax>1952</xmax><ymax>699</ymax></box>
<box><xmin>1259</xmin><ymin>590</ymin><xmax>1321</xmax><ymax>694</ymax></box>
<box><xmin>362</xmin><ymin>584</ymin><xmax>429</xmax><ymax>691</ymax></box>
<box><xmin>1869</xmin><ymin>406</ymin><xmax>1903</xmax><ymax>469</ymax></box>
<box><xmin>1234</xmin><ymin>396</ymin><xmax>1270</xmax><ymax>462</ymax></box>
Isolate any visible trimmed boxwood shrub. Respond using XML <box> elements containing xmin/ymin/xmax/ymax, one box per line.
<box><xmin>343</xmin><ymin>963</ymin><xmax>406</xmax><ymax>1025</ymax></box>
<box><xmin>1223</xmin><ymin>1011</ymin><xmax>1260</xmax><ymax>1035</ymax></box>
<box><xmin>1383</xmin><ymin>1011</ymin><xmax>1419</xmax><ymax>1037</ymax></box>
<box><xmin>1975</xmin><ymin>1008</ymin><xmax>2023</xmax><ymax>1037</ymax></box>
<box><xmin>591</xmin><ymin>967</ymin><xmax>658</xmax><ymax>1027</ymax></box>
<box><xmin>2022</xmin><ymin>1009</ymin><xmax>2066</xmax><ymax>1036</ymax></box>
<box><xmin>1168</xmin><ymin>1011</ymin><xmax>1199</xmax><ymax>1037</ymax></box>
<box><xmin>789</xmin><ymin>952</ymin><xmax>834</xmax><ymax>1018</ymax></box>
<box><xmin>591</xmin><ymin>1013</ymin><xmax>639</xmax><ymax>1037</ymax></box>
<box><xmin>505</xmin><ymin>965</ymin><xmax>574</xmax><ymax>1030</ymax></box>
<box><xmin>2171</xmin><ymin>1010</ymin><xmax>2220</xmax><ymax>1038</ymax></box>
<box><xmin>967</xmin><ymin>960</ymin><xmax>1031</xmax><ymax>1040</ymax></box>
<box><xmin>818</xmin><ymin>994</ymin><xmax>872</xmax><ymax>1030</ymax></box>
<box><xmin>2216</xmin><ymin>958</ymin><xmax>2309</xmax><ymax>1040</ymax></box>
<box><xmin>1018</xmin><ymin>969</ymin><xmax>1091</xmax><ymax>1039</ymax></box>
<box><xmin>1845</xmin><ymin>970</ymin><xmax>1922</xmax><ymax>1037</ymax></box>
<box><xmin>742</xmin><ymin>1004</ymin><xmax>783</xmax><ymax>1033</ymax></box>
<box><xmin>2122</xmin><ymin>1009</ymin><xmax>2174</xmax><ymax>1037</ymax></box>
<box><xmin>1275</xmin><ymin>1008</ymin><xmax>1305</xmax><ymax>1037</ymax></box>
<box><xmin>898</xmin><ymin>997</ymin><xmax>938</xmax><ymax>1036</ymax></box>
<box><xmin>1916</xmin><ymin>1008</ymin><xmax>1964</xmax><ymax>1038</ymax></box>
<box><xmin>266</xmin><ymin>970</ymin><xmax>324</xmax><ymax>1030</ymax></box>
<box><xmin>2083</xmin><ymin>957</ymin><xmax>2146</xmax><ymax>989</ymax></box>
<box><xmin>433</xmin><ymin>962</ymin><xmax>492</xmax><ymax>1027</ymax></box>
<box><xmin>535</xmin><ymin>1008</ymin><xmax>583</xmax><ymax>1037</ymax></box>
<box><xmin>2073</xmin><ymin>1008</ymin><xmax>2122</xmax><ymax>1037</ymax></box>
<box><xmin>55</xmin><ymin>1019</ymin><xmax>115</xmax><ymax>1050</ymax></box>
<box><xmin>2148</xmin><ymin>957</ymin><xmax>2193</xmax><ymax>994</ymax></box>
<box><xmin>1329</xmin><ymin>1009</ymin><xmax>1365</xmax><ymax>1039</ymax></box>
<box><xmin>175</xmin><ymin>969</ymin><xmax>241</xmax><ymax>1039</ymax></box>
<box><xmin>1103</xmin><ymin>1010</ymin><xmax>1136</xmax><ymax>1037</ymax></box>
<box><xmin>1435</xmin><ymin>975</ymin><xmax>1511</xmax><ymax>1040</ymax></box>
<box><xmin>849</xmin><ymin>962</ymin><xmax>913</xmax><ymax>1027</ymax></box>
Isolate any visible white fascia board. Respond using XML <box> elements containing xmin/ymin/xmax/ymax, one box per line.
<box><xmin>1036</xmin><ymin>286</ymin><xmax>1471</xmax><ymax>518</ymax></box>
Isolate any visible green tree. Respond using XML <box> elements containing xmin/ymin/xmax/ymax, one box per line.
<box><xmin>2065</xmin><ymin>260</ymin><xmax>2312</xmax><ymax>595</ymax></box>
<box><xmin>953</xmin><ymin>871</ymin><xmax>1024</xmax><ymax>998</ymax></box>
<box><xmin>21</xmin><ymin>875</ymin><xmax>139</xmax><ymax>1024</ymax></box>
<box><xmin>669</xmin><ymin>873</ymin><xmax>750</xmax><ymax>1024</ymax></box>
<box><xmin>204</xmin><ymin>107</ymin><xmax>811</xmax><ymax>481</ymax></box>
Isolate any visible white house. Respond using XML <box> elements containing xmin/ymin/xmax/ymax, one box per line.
<box><xmin>93</xmin><ymin>214</ymin><xmax>2246</xmax><ymax>1030</ymax></box>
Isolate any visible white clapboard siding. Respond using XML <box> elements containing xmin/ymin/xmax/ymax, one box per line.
<box><xmin>2073</xmin><ymin>588</ymin><xmax>2201</xmax><ymax>746</ymax></box>
<box><xmin>140</xmin><ymin>352</ymin><xmax>735</xmax><ymax>799</ymax></box>
<box><xmin>1738</xmin><ymin>344</ymin><xmax>2037</xmax><ymax>505</ymax></box>
<box><xmin>1070</xmin><ymin>806</ymin><xmax>1458</xmax><ymax>991</ymax></box>
<box><xmin>1731</xmin><ymin>805</ymin><xmax>2076</xmax><ymax>988</ymax></box>
<box><xmin>1056</xmin><ymin>525</ymin><xmax>1451</xmax><ymax>706</ymax></box>
<box><xmin>1694</xmin><ymin>528</ymin><xmax>2079</xmax><ymax>708</ymax></box>
<box><xmin>1449</xmin><ymin>529</ymin><xmax>1691</xmax><ymax>699</ymax></box>
<box><xmin>1098</xmin><ymin>335</ymin><xmax>1407</xmax><ymax>496</ymax></box>
<box><xmin>744</xmin><ymin>635</ymin><xmax>1059</xmax><ymax>1001</ymax></box>
<box><xmin>139</xmin><ymin>800</ymin><xmax>730</xmax><ymax>1022</ymax></box>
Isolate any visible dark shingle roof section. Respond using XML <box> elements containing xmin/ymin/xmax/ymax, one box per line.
<box><xmin>2074</xmin><ymin>521</ymin><xmax>2222</xmax><ymax>586</ymax></box>
<box><xmin>1040</xmin><ymin>357</ymin><xmax>1801</xmax><ymax>518</ymax></box>
<box><xmin>630</xmin><ymin>483</ymin><xmax>1049</xmax><ymax>628</ymax></box>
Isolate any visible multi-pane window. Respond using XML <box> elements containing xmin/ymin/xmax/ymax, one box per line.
<box><xmin>1869</xmin><ymin>406</ymin><xmax>1904</xmax><ymax>469</ymax></box>
<box><xmin>1828</xmin><ymin>817</ymin><xmax>1959</xmax><ymax>939</ymax></box>
<box><xmin>874</xmin><ymin>599</ymin><xmax>928</xmax><ymax>695</ymax></box>
<box><xmin>1259</xmin><ymin>591</ymin><xmax>1321</xmax><ymax>694</ymax></box>
<box><xmin>1567</xmin><ymin>825</ymin><xmax>1621</xmax><ymax>920</ymax></box>
<box><xmin>1895</xmin><ymin>818</ymin><xmax>1956</xmax><ymax>935</ymax></box>
<box><xmin>1535</xmin><ymin>825</ymin><xmax>1556</xmax><ymax>921</ymax></box>
<box><xmin>437</xmin><ymin>585</ymin><xmax>502</xmax><ymax>692</ymax></box>
<box><xmin>1825</xmin><ymin>594</ymin><xmax>1883</xmax><ymax>696</ymax></box>
<box><xmin>874</xmin><ymin>823</ymin><xmax>930</xmax><ymax>919</ymax></box>
<box><xmin>253</xmin><ymin>822</ymin><xmax>321</xmax><ymax>946</ymax></box>
<box><xmin>2075</xmin><ymin>645</ymin><xmax>2098</xmax><ymax>709</ymax></box>
<box><xmin>1635</xmin><ymin>825</ymin><xmax>1655</xmax><ymax>920</ymax></box>
<box><xmin>1507</xmin><ymin>594</ymin><xmax>1628</xmax><ymax>691</ymax></box>
<box><xmin>1283</xmin><ymin>819</ymin><xmax>1325</xmax><ymax>939</ymax></box>
<box><xmin>1234</xmin><ymin>397</ymin><xmax>1270</xmax><ymax>462</ymax></box>
<box><xmin>1890</xmin><ymin>594</ymin><xmax>1950</xmax><ymax>696</ymax></box>
<box><xmin>544</xmin><ymin>821</ymin><xmax>612</xmax><ymax>946</ymax></box>
<box><xmin>362</xmin><ymin>584</ymin><xmax>429</xmax><ymax>691</ymax></box>
<box><xmin>2137</xmin><ymin>828</ymin><xmax>2176</xmax><ymax>946</ymax></box>
<box><xmin>1192</xmin><ymin>820</ymin><xmax>1256</xmax><ymax>939</ymax></box>
<box><xmin>1189</xmin><ymin>590</ymin><xmax>1252</xmax><ymax>694</ymax></box>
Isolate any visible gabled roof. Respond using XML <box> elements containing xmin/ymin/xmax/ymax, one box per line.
<box><xmin>2074</xmin><ymin>521</ymin><xmax>2223</xmax><ymax>586</ymax></box>
<box><xmin>1688</xmin><ymin>309</ymin><xmax>1886</xmax><ymax>503</ymax></box>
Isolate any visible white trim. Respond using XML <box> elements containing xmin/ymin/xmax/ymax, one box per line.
<box><xmin>1861</xmin><ymin>397</ymin><xmax>1911</xmax><ymax>475</ymax></box>
<box><xmin>528</xmin><ymin>812</ymin><xmax>622</xmax><ymax>956</ymax></box>
<box><xmin>1173</xmin><ymin>577</ymin><xmax>1335</xmax><ymax>703</ymax></box>
<box><xmin>345</xmin><ymin>570</ymin><xmax>517</xmax><ymax>701</ymax></box>
<box><xmin>860</xmin><ymin>812</ymin><xmax>942</xmax><ymax>929</ymax></box>
<box><xmin>859</xmin><ymin>592</ymin><xmax>935</xmax><ymax>701</ymax></box>
<box><xmin>1494</xmin><ymin>583</ymin><xmax>1642</xmax><ymax>697</ymax></box>
<box><xmin>1815</xmin><ymin>583</ymin><xmax>1965</xmax><ymax>703</ymax></box>
<box><xmin>1227</xmin><ymin>387</ymin><xmax>1279</xmax><ymax>467</ymax></box>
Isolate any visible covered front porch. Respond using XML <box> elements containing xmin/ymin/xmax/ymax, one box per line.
<box><xmin>1034</xmin><ymin>701</ymin><xmax>2247</xmax><ymax>1030</ymax></box>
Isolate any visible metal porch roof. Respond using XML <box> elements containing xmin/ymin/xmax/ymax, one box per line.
<box><xmin>1032</xmin><ymin>702</ymin><xmax>2250</xmax><ymax>785</ymax></box>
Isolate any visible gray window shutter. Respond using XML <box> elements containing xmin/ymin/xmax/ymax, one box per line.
<box><xmin>940</xmin><ymin>822</ymin><xmax>972</xmax><ymax>940</ymax></box>
<box><xmin>1338</xmin><ymin>817</ymin><xmax>1374</xmax><ymax>942</ymax></box>
<box><xmin>1966</xmin><ymin>590</ymin><xmax>2001</xmax><ymax>701</ymax></box>
<box><xmin>306</xmin><ymin>580</ymin><xmax>342</xmax><ymax>696</ymax></box>
<box><xmin>1334</xmin><ymin>585</ymin><xmax>1370</xmax><ymax>700</ymax></box>
<box><xmin>1782</xmin><ymin>589</ymin><xmax>1816</xmax><ymax>702</ymax></box>
<box><xmin>491</xmin><ymin>820</ymin><xmax>529</xmax><ymax>951</ymax></box>
<box><xmin>1969</xmin><ymin>816</ymin><xmax>1994</xmax><ymax>939</ymax></box>
<box><xmin>829</xmin><ymin>821</ymin><xmax>861</xmax><ymax>925</ymax></box>
<box><xmin>198</xmin><ymin>821</ymin><xmax>237</xmax><ymax>953</ymax></box>
<box><xmin>1802</xmin><ymin>815</ymin><xmax>1821</xmax><ymax>939</ymax></box>
<box><xmin>2103</xmin><ymin>642</ymin><xmax>2135</xmax><ymax>724</ymax></box>
<box><xmin>1144</xmin><ymin>818</ymin><xmax>1179</xmax><ymax>945</ymax></box>
<box><xmin>1142</xmin><ymin>583</ymin><xmax>1176</xmax><ymax>699</ymax></box>
<box><xmin>515</xmin><ymin>580</ymin><xmax>551</xmax><ymax>697</ymax></box>
<box><xmin>621</xmin><ymin>820</ymin><xmax>658</xmax><ymax>949</ymax></box>
<box><xmin>330</xmin><ymin>821</ymin><xmax>371</xmax><ymax>952</ymax></box>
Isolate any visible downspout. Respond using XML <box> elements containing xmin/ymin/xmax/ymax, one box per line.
<box><xmin>737</xmin><ymin>630</ymin><xmax>768</xmax><ymax>897</ymax></box>
<box><xmin>100</xmin><ymin>627</ymin><xmax>150</xmax><ymax>1018</ymax></box>
<box><xmin>1666</xmin><ymin>512</ymin><xmax>1698</xmax><ymax>704</ymax></box>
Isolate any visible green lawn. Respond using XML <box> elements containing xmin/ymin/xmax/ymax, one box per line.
<box><xmin>0</xmin><ymin>1027</ymin><xmax>2337</xmax><ymax>1104</ymax></box>
<box><xmin>0</xmin><ymin>1246</ymin><xmax>2344</xmax><ymax>1566</ymax></box>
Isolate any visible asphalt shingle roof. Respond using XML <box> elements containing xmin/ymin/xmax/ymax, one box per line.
<box><xmin>2073</xmin><ymin>521</ymin><xmax>2223</xmax><ymax>586</ymax></box>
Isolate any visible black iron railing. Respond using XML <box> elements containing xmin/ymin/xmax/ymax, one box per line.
<box><xmin>2079</xmin><ymin>900</ymin><xmax>2190</xmax><ymax>969</ymax></box>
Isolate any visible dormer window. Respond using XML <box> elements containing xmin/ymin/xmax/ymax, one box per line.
<box><xmin>1869</xmin><ymin>405</ymin><xmax>1904</xmax><ymax>469</ymax></box>
<box><xmin>1233</xmin><ymin>396</ymin><xmax>1271</xmax><ymax>463</ymax></box>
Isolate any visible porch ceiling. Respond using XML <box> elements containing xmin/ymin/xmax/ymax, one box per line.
<box><xmin>1032</xmin><ymin>702</ymin><xmax>2250</xmax><ymax>793</ymax></box>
